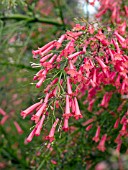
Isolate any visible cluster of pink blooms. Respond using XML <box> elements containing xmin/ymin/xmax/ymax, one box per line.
<box><xmin>94</xmin><ymin>0</ymin><xmax>128</xmax><ymax>25</ymax></box>
<box><xmin>21</xmin><ymin>18</ymin><xmax>128</xmax><ymax>153</ymax></box>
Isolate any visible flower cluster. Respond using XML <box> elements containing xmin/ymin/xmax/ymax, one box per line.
<box><xmin>95</xmin><ymin>0</ymin><xmax>128</xmax><ymax>25</ymax></box>
<box><xmin>21</xmin><ymin>20</ymin><xmax>128</xmax><ymax>152</ymax></box>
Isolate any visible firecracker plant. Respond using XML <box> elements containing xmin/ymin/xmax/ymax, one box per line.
<box><xmin>21</xmin><ymin>10</ymin><xmax>128</xmax><ymax>155</ymax></box>
<box><xmin>19</xmin><ymin>0</ymin><xmax>128</xmax><ymax>168</ymax></box>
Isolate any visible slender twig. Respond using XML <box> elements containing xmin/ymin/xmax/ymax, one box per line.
<box><xmin>0</xmin><ymin>14</ymin><xmax>63</xmax><ymax>27</ymax></box>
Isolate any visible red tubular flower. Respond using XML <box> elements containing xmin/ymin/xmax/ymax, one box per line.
<box><xmin>82</xmin><ymin>118</ymin><xmax>95</xmax><ymax>126</ymax></box>
<box><xmin>51</xmin><ymin>160</ymin><xmax>57</xmax><ymax>165</ymax></box>
<box><xmin>0</xmin><ymin>115</ymin><xmax>9</xmax><ymax>125</ymax></box>
<box><xmin>63</xmin><ymin>95</ymin><xmax>71</xmax><ymax>118</ymax></box>
<box><xmin>97</xmin><ymin>134</ymin><xmax>107</xmax><ymax>152</ymax></box>
<box><xmin>116</xmin><ymin>142</ymin><xmax>122</xmax><ymax>153</ymax></box>
<box><xmin>36</xmin><ymin>69</ymin><xmax>48</xmax><ymax>88</ymax></box>
<box><xmin>31</xmin><ymin>93</ymin><xmax>50</xmax><ymax>123</ymax></box>
<box><xmin>26</xmin><ymin>127</ymin><xmax>37</xmax><ymax>143</ymax></box>
<box><xmin>115</xmin><ymin>134</ymin><xmax>121</xmax><ymax>144</ymax></box>
<box><xmin>62</xmin><ymin>118</ymin><xmax>69</xmax><ymax>132</ymax></box>
<box><xmin>45</xmin><ymin>118</ymin><xmax>59</xmax><ymax>142</ymax></box>
<box><xmin>112</xmin><ymin>39</ymin><xmax>121</xmax><ymax>54</ymax></box>
<box><xmin>67</xmin><ymin>60</ymin><xmax>77</xmax><ymax>78</ymax></box>
<box><xmin>74</xmin><ymin>97</ymin><xmax>82</xmax><ymax>120</ymax></box>
<box><xmin>100</xmin><ymin>92</ymin><xmax>112</xmax><ymax>108</ymax></box>
<box><xmin>71</xmin><ymin>98</ymin><xmax>75</xmax><ymax>115</ymax></box>
<box><xmin>33</xmin><ymin>69</ymin><xmax>44</xmax><ymax>80</ymax></box>
<box><xmin>114</xmin><ymin>31</ymin><xmax>125</xmax><ymax>43</ymax></box>
<box><xmin>21</xmin><ymin>100</ymin><xmax>42</xmax><ymax>119</ymax></box>
<box><xmin>114</xmin><ymin>118</ymin><xmax>120</xmax><ymax>129</ymax></box>
<box><xmin>32</xmin><ymin>40</ymin><xmax>56</xmax><ymax>57</ymax></box>
<box><xmin>41</xmin><ymin>54</ymin><xmax>57</xmax><ymax>69</ymax></box>
<box><xmin>40</xmin><ymin>44</ymin><xmax>55</xmax><ymax>57</ymax></box>
<box><xmin>35</xmin><ymin>115</ymin><xmax>45</xmax><ymax>136</ymax></box>
<box><xmin>40</xmin><ymin>53</ymin><xmax>53</xmax><ymax>63</ymax></box>
<box><xmin>117</xmin><ymin>21</ymin><xmax>127</xmax><ymax>35</ymax></box>
<box><xmin>124</xmin><ymin>6</ymin><xmax>128</xmax><ymax>16</ymax></box>
<box><xmin>66</xmin><ymin>31</ymin><xmax>83</xmax><ymax>40</ymax></box>
<box><xmin>68</xmin><ymin>51</ymin><xmax>84</xmax><ymax>60</ymax></box>
<box><xmin>67</xmin><ymin>76</ymin><xmax>73</xmax><ymax>96</ymax></box>
<box><xmin>96</xmin><ymin>9</ymin><xmax>107</xmax><ymax>18</ymax></box>
<box><xmin>111</xmin><ymin>7</ymin><xmax>117</xmax><ymax>23</ymax></box>
<box><xmin>95</xmin><ymin>57</ymin><xmax>109</xmax><ymax>76</ymax></box>
<box><xmin>120</xmin><ymin>123</ymin><xmax>127</xmax><ymax>136</ymax></box>
<box><xmin>86</xmin><ymin>124</ymin><xmax>93</xmax><ymax>131</ymax></box>
<box><xmin>93</xmin><ymin>126</ymin><xmax>101</xmax><ymax>143</ymax></box>
<box><xmin>13</xmin><ymin>121</ymin><xmax>23</xmax><ymax>134</ymax></box>
<box><xmin>44</xmin><ymin>78</ymin><xmax>58</xmax><ymax>93</ymax></box>
<box><xmin>0</xmin><ymin>108</ymin><xmax>6</xmax><ymax>116</ymax></box>
<box><xmin>87</xmin><ymin>99</ymin><xmax>95</xmax><ymax>112</ymax></box>
<box><xmin>50</xmin><ymin>79</ymin><xmax>63</xmax><ymax>97</ymax></box>
<box><xmin>55</xmin><ymin>34</ymin><xmax>66</xmax><ymax>49</ymax></box>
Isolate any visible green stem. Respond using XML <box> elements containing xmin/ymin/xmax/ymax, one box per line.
<box><xmin>0</xmin><ymin>14</ymin><xmax>63</xmax><ymax>27</ymax></box>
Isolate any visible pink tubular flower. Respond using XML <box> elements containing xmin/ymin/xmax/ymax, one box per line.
<box><xmin>46</xmin><ymin>118</ymin><xmax>59</xmax><ymax>142</ymax></box>
<box><xmin>40</xmin><ymin>44</ymin><xmax>55</xmax><ymax>57</ymax></box>
<box><xmin>120</xmin><ymin>123</ymin><xmax>127</xmax><ymax>136</ymax></box>
<box><xmin>96</xmin><ymin>9</ymin><xmax>107</xmax><ymax>18</ymax></box>
<box><xmin>32</xmin><ymin>40</ymin><xmax>56</xmax><ymax>57</ymax></box>
<box><xmin>100</xmin><ymin>92</ymin><xmax>112</xmax><ymax>108</ymax></box>
<box><xmin>92</xmin><ymin>126</ymin><xmax>101</xmax><ymax>142</ymax></box>
<box><xmin>63</xmin><ymin>118</ymin><xmax>69</xmax><ymax>132</ymax></box>
<box><xmin>97</xmin><ymin>134</ymin><xmax>107</xmax><ymax>152</ymax></box>
<box><xmin>116</xmin><ymin>142</ymin><xmax>122</xmax><ymax>153</ymax></box>
<box><xmin>74</xmin><ymin>97</ymin><xmax>82</xmax><ymax>120</ymax></box>
<box><xmin>111</xmin><ymin>7</ymin><xmax>117</xmax><ymax>23</ymax></box>
<box><xmin>26</xmin><ymin>128</ymin><xmax>37</xmax><ymax>143</ymax></box>
<box><xmin>13</xmin><ymin>121</ymin><xmax>23</xmax><ymax>134</ymax></box>
<box><xmin>55</xmin><ymin>34</ymin><xmax>66</xmax><ymax>49</ymax></box>
<box><xmin>114</xmin><ymin>31</ymin><xmax>125</xmax><ymax>43</ymax></box>
<box><xmin>0</xmin><ymin>108</ymin><xmax>6</xmax><ymax>116</ymax></box>
<box><xmin>86</xmin><ymin>124</ymin><xmax>93</xmax><ymax>131</ymax></box>
<box><xmin>31</xmin><ymin>93</ymin><xmax>50</xmax><ymax>123</ymax></box>
<box><xmin>71</xmin><ymin>98</ymin><xmax>75</xmax><ymax>115</ymax></box>
<box><xmin>40</xmin><ymin>53</ymin><xmax>53</xmax><ymax>63</ymax></box>
<box><xmin>51</xmin><ymin>160</ymin><xmax>57</xmax><ymax>165</ymax></box>
<box><xmin>82</xmin><ymin>118</ymin><xmax>95</xmax><ymax>126</ymax></box>
<box><xmin>41</xmin><ymin>54</ymin><xmax>57</xmax><ymax>69</ymax></box>
<box><xmin>0</xmin><ymin>115</ymin><xmax>9</xmax><ymax>125</ymax></box>
<box><xmin>21</xmin><ymin>100</ymin><xmax>42</xmax><ymax>119</ymax></box>
<box><xmin>108</xmin><ymin>48</ymin><xmax>114</xmax><ymax>60</ymax></box>
<box><xmin>114</xmin><ymin>118</ymin><xmax>120</xmax><ymax>129</ymax></box>
<box><xmin>87</xmin><ymin>98</ymin><xmax>95</xmax><ymax>112</ymax></box>
<box><xmin>44</xmin><ymin>78</ymin><xmax>58</xmax><ymax>93</ymax></box>
<box><xmin>36</xmin><ymin>69</ymin><xmax>48</xmax><ymax>88</ymax></box>
<box><xmin>66</xmin><ymin>31</ymin><xmax>83</xmax><ymax>40</ymax></box>
<box><xmin>124</xmin><ymin>6</ymin><xmax>128</xmax><ymax>16</ymax></box>
<box><xmin>35</xmin><ymin>115</ymin><xmax>45</xmax><ymax>136</ymax></box>
<box><xmin>112</xmin><ymin>39</ymin><xmax>120</xmax><ymax>54</ymax></box>
<box><xmin>95</xmin><ymin>57</ymin><xmax>108</xmax><ymax>76</ymax></box>
<box><xmin>68</xmin><ymin>51</ymin><xmax>84</xmax><ymax>60</ymax></box>
<box><xmin>115</xmin><ymin>134</ymin><xmax>121</xmax><ymax>144</ymax></box>
<box><xmin>33</xmin><ymin>69</ymin><xmax>44</xmax><ymax>80</ymax></box>
<box><xmin>118</xmin><ymin>21</ymin><xmax>127</xmax><ymax>35</ymax></box>
<box><xmin>67</xmin><ymin>76</ymin><xmax>73</xmax><ymax>96</ymax></box>
<box><xmin>63</xmin><ymin>95</ymin><xmax>71</xmax><ymax>118</ymax></box>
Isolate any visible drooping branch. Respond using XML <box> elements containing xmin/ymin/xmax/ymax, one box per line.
<box><xmin>0</xmin><ymin>14</ymin><xmax>63</xmax><ymax>27</ymax></box>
